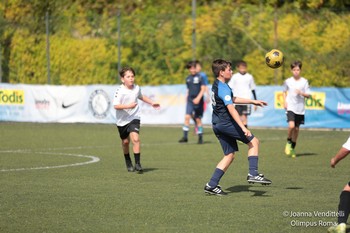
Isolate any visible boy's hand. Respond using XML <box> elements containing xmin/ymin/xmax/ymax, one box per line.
<box><xmin>192</xmin><ymin>98</ymin><xmax>200</xmax><ymax>105</ymax></box>
<box><xmin>129</xmin><ymin>102</ymin><xmax>138</xmax><ymax>109</ymax></box>
<box><xmin>253</xmin><ymin>100</ymin><xmax>267</xmax><ymax>107</ymax></box>
<box><xmin>284</xmin><ymin>102</ymin><xmax>288</xmax><ymax>110</ymax></box>
<box><xmin>295</xmin><ymin>89</ymin><xmax>302</xmax><ymax>95</ymax></box>
<box><xmin>242</xmin><ymin>127</ymin><xmax>252</xmax><ymax>137</ymax></box>
<box><xmin>330</xmin><ymin>157</ymin><xmax>337</xmax><ymax>168</ymax></box>
<box><xmin>151</xmin><ymin>103</ymin><xmax>160</xmax><ymax>109</ymax></box>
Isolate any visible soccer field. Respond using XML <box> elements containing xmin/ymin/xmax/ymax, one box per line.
<box><xmin>1</xmin><ymin>122</ymin><xmax>349</xmax><ymax>233</ymax></box>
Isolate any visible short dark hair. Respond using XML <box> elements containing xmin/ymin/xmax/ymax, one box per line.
<box><xmin>291</xmin><ymin>61</ymin><xmax>302</xmax><ymax>69</ymax></box>
<box><xmin>236</xmin><ymin>60</ymin><xmax>247</xmax><ymax>67</ymax></box>
<box><xmin>212</xmin><ymin>59</ymin><xmax>232</xmax><ymax>77</ymax></box>
<box><xmin>195</xmin><ymin>60</ymin><xmax>201</xmax><ymax>66</ymax></box>
<box><xmin>186</xmin><ymin>60</ymin><xmax>197</xmax><ymax>69</ymax></box>
<box><xmin>119</xmin><ymin>67</ymin><xmax>135</xmax><ymax>77</ymax></box>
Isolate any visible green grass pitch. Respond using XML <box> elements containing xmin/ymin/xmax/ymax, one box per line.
<box><xmin>0</xmin><ymin>122</ymin><xmax>349</xmax><ymax>233</ymax></box>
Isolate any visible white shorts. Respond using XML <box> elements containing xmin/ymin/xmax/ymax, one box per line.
<box><xmin>343</xmin><ymin>136</ymin><xmax>350</xmax><ymax>150</ymax></box>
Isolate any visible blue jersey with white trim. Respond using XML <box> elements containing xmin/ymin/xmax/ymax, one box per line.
<box><xmin>211</xmin><ymin>79</ymin><xmax>234</xmax><ymax>124</ymax></box>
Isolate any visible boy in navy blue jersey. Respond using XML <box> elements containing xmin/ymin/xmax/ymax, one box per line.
<box><xmin>179</xmin><ymin>61</ymin><xmax>206</xmax><ymax>144</ymax></box>
<box><xmin>204</xmin><ymin>59</ymin><xmax>272</xmax><ymax>196</ymax></box>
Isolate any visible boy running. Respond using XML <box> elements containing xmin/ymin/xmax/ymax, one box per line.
<box><xmin>113</xmin><ymin>67</ymin><xmax>160</xmax><ymax>172</ymax></box>
<box><xmin>283</xmin><ymin>61</ymin><xmax>311</xmax><ymax>158</ymax></box>
<box><xmin>204</xmin><ymin>59</ymin><xmax>271</xmax><ymax>196</ymax></box>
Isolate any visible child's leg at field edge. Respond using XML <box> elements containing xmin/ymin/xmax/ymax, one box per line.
<box><xmin>121</xmin><ymin>137</ymin><xmax>133</xmax><ymax>171</ymax></box>
<box><xmin>287</xmin><ymin>120</ymin><xmax>296</xmax><ymax>141</ymax></box>
<box><xmin>130</xmin><ymin>132</ymin><xmax>141</xmax><ymax>164</ymax></box>
<box><xmin>121</xmin><ymin>137</ymin><xmax>130</xmax><ymax>154</ymax></box>
<box><xmin>195</xmin><ymin>118</ymin><xmax>203</xmax><ymax>136</ymax></box>
<box><xmin>182</xmin><ymin>114</ymin><xmax>191</xmax><ymax>138</ymax></box>
<box><xmin>247</xmin><ymin>137</ymin><xmax>260</xmax><ymax>176</ymax></box>
<box><xmin>338</xmin><ymin>184</ymin><xmax>350</xmax><ymax>224</ymax></box>
<box><xmin>291</xmin><ymin>125</ymin><xmax>299</xmax><ymax>149</ymax></box>
<box><xmin>208</xmin><ymin>153</ymin><xmax>235</xmax><ymax>187</ymax></box>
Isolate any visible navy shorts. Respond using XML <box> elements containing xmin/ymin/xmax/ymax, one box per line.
<box><xmin>286</xmin><ymin>111</ymin><xmax>305</xmax><ymax>127</ymax></box>
<box><xmin>186</xmin><ymin>99</ymin><xmax>204</xmax><ymax>118</ymax></box>
<box><xmin>117</xmin><ymin>119</ymin><xmax>140</xmax><ymax>139</ymax></box>
<box><xmin>212</xmin><ymin>122</ymin><xmax>254</xmax><ymax>155</ymax></box>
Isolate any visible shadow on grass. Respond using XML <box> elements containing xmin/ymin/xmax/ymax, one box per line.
<box><xmin>296</xmin><ymin>152</ymin><xmax>317</xmax><ymax>157</ymax></box>
<box><xmin>285</xmin><ymin>187</ymin><xmax>303</xmax><ymax>190</ymax></box>
<box><xmin>226</xmin><ymin>185</ymin><xmax>271</xmax><ymax>197</ymax></box>
<box><xmin>141</xmin><ymin>168</ymin><xmax>158</xmax><ymax>173</ymax></box>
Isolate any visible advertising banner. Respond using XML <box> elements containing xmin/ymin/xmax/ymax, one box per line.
<box><xmin>0</xmin><ymin>84</ymin><xmax>349</xmax><ymax>128</ymax></box>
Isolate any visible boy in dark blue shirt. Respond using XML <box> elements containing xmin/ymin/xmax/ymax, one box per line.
<box><xmin>179</xmin><ymin>61</ymin><xmax>206</xmax><ymax>144</ymax></box>
<box><xmin>204</xmin><ymin>59</ymin><xmax>272</xmax><ymax>196</ymax></box>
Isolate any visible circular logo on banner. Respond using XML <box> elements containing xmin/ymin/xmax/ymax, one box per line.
<box><xmin>224</xmin><ymin>95</ymin><xmax>231</xmax><ymax>101</ymax></box>
<box><xmin>89</xmin><ymin>90</ymin><xmax>111</xmax><ymax>119</ymax></box>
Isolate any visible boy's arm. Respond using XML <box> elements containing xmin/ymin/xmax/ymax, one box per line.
<box><xmin>233</xmin><ymin>97</ymin><xmax>267</xmax><ymax>107</ymax></box>
<box><xmin>331</xmin><ymin>147</ymin><xmax>350</xmax><ymax>168</ymax></box>
<box><xmin>113</xmin><ymin>91</ymin><xmax>137</xmax><ymax>110</ymax></box>
<box><xmin>295</xmin><ymin>81</ymin><xmax>311</xmax><ymax>98</ymax></box>
<box><xmin>114</xmin><ymin>103</ymin><xmax>137</xmax><ymax>110</ymax></box>
<box><xmin>139</xmin><ymin>95</ymin><xmax>160</xmax><ymax>109</ymax></box>
<box><xmin>193</xmin><ymin>85</ymin><xmax>205</xmax><ymax>104</ymax></box>
<box><xmin>205</xmin><ymin>85</ymin><xmax>211</xmax><ymax>103</ymax></box>
<box><xmin>283</xmin><ymin>91</ymin><xmax>288</xmax><ymax>110</ymax></box>
<box><xmin>295</xmin><ymin>89</ymin><xmax>310</xmax><ymax>98</ymax></box>
<box><xmin>227</xmin><ymin>104</ymin><xmax>251</xmax><ymax>137</ymax></box>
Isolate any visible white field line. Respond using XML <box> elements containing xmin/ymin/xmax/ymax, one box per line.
<box><xmin>0</xmin><ymin>150</ymin><xmax>100</xmax><ymax>172</ymax></box>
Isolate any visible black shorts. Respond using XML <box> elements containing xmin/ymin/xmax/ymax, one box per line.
<box><xmin>117</xmin><ymin>119</ymin><xmax>140</xmax><ymax>139</ymax></box>
<box><xmin>235</xmin><ymin>105</ymin><xmax>251</xmax><ymax>116</ymax></box>
<box><xmin>286</xmin><ymin>111</ymin><xmax>305</xmax><ymax>127</ymax></box>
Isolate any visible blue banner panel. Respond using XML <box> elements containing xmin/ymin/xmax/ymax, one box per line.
<box><xmin>249</xmin><ymin>86</ymin><xmax>350</xmax><ymax>129</ymax></box>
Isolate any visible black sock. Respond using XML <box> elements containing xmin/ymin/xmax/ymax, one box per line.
<box><xmin>287</xmin><ymin>138</ymin><xmax>292</xmax><ymax>144</ymax></box>
<box><xmin>291</xmin><ymin>141</ymin><xmax>296</xmax><ymax>149</ymax></box>
<box><xmin>338</xmin><ymin>191</ymin><xmax>350</xmax><ymax>224</ymax></box>
<box><xmin>124</xmin><ymin>153</ymin><xmax>131</xmax><ymax>162</ymax></box>
<box><xmin>134</xmin><ymin>153</ymin><xmax>141</xmax><ymax>164</ymax></box>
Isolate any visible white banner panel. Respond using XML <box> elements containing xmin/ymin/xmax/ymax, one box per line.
<box><xmin>0</xmin><ymin>84</ymin><xmax>211</xmax><ymax>124</ymax></box>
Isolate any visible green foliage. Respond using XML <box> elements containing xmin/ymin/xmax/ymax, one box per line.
<box><xmin>0</xmin><ymin>0</ymin><xmax>349</xmax><ymax>86</ymax></box>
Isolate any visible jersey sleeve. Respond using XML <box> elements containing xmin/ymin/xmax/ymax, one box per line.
<box><xmin>201</xmin><ymin>72</ymin><xmax>209</xmax><ymax>85</ymax></box>
<box><xmin>113</xmin><ymin>88</ymin><xmax>122</xmax><ymax>105</ymax></box>
<box><xmin>283</xmin><ymin>80</ymin><xmax>288</xmax><ymax>92</ymax></box>
<box><xmin>250</xmin><ymin>75</ymin><xmax>257</xmax><ymax>90</ymax></box>
<box><xmin>218</xmin><ymin>83</ymin><xmax>233</xmax><ymax>106</ymax></box>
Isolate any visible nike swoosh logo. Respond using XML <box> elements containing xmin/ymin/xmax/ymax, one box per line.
<box><xmin>62</xmin><ymin>102</ymin><xmax>77</xmax><ymax>108</ymax></box>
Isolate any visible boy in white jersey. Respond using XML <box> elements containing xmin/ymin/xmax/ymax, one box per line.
<box><xmin>283</xmin><ymin>61</ymin><xmax>310</xmax><ymax>158</ymax></box>
<box><xmin>113</xmin><ymin>67</ymin><xmax>160</xmax><ymax>172</ymax></box>
<box><xmin>228</xmin><ymin>61</ymin><xmax>257</xmax><ymax>128</ymax></box>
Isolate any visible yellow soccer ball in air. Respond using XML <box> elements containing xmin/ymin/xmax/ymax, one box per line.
<box><xmin>265</xmin><ymin>49</ymin><xmax>284</xmax><ymax>69</ymax></box>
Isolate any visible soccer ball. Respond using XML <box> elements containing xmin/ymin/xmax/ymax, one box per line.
<box><xmin>265</xmin><ymin>49</ymin><xmax>284</xmax><ymax>69</ymax></box>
